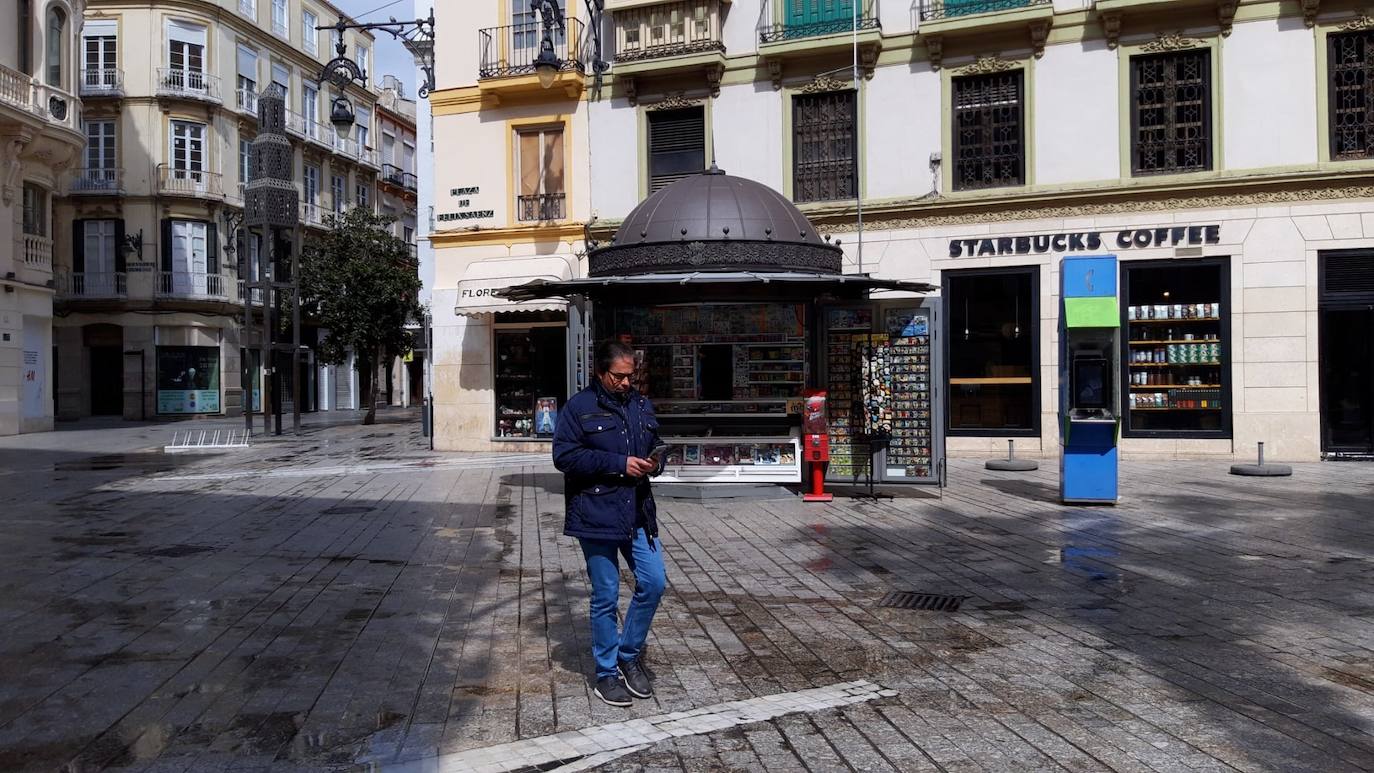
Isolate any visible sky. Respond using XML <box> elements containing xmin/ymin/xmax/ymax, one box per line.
<box><xmin>329</xmin><ymin>0</ymin><xmax>424</xmax><ymax>97</ymax></box>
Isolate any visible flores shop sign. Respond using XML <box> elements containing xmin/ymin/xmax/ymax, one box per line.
<box><xmin>948</xmin><ymin>224</ymin><xmax>1220</xmax><ymax>258</ymax></box>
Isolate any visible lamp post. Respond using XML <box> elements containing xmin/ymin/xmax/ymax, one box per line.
<box><xmin>531</xmin><ymin>0</ymin><xmax>565</xmax><ymax>90</ymax></box>
<box><xmin>316</xmin><ymin>13</ymin><xmax>437</xmax><ymax>138</ymax></box>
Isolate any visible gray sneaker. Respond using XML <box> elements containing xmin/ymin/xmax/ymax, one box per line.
<box><xmin>618</xmin><ymin>658</ymin><xmax>653</xmax><ymax>699</ymax></box>
<box><xmin>594</xmin><ymin>675</ymin><xmax>633</xmax><ymax>707</ymax></box>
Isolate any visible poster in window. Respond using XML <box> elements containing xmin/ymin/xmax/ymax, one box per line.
<box><xmin>157</xmin><ymin>346</ymin><xmax>221</xmax><ymax>414</ymax></box>
<box><xmin>534</xmin><ymin>397</ymin><xmax>558</xmax><ymax>436</ymax></box>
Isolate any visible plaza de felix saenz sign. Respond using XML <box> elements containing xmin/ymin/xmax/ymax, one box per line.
<box><xmin>948</xmin><ymin>224</ymin><xmax>1221</xmax><ymax>258</ymax></box>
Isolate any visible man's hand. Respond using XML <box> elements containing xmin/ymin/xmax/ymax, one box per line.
<box><xmin>625</xmin><ymin>456</ymin><xmax>656</xmax><ymax>478</ymax></box>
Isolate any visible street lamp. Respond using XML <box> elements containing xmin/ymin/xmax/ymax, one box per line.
<box><xmin>315</xmin><ymin>12</ymin><xmax>437</xmax><ymax>135</ymax></box>
<box><xmin>532</xmin><ymin>0</ymin><xmax>565</xmax><ymax>89</ymax></box>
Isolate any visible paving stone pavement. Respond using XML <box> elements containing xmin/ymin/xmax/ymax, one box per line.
<box><xmin>3</xmin><ymin>414</ymin><xmax>1374</xmax><ymax>772</ymax></box>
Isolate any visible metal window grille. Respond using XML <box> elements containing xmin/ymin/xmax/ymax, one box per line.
<box><xmin>952</xmin><ymin>70</ymin><xmax>1024</xmax><ymax>190</ymax></box>
<box><xmin>648</xmin><ymin>107</ymin><xmax>705</xmax><ymax>192</ymax></box>
<box><xmin>1330</xmin><ymin>31</ymin><xmax>1374</xmax><ymax>161</ymax></box>
<box><xmin>792</xmin><ymin>89</ymin><xmax>857</xmax><ymax>204</ymax></box>
<box><xmin>1131</xmin><ymin>49</ymin><xmax>1211</xmax><ymax>175</ymax></box>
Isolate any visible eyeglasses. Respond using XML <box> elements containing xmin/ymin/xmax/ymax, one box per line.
<box><xmin>606</xmin><ymin>370</ymin><xmax>634</xmax><ymax>382</ymax></box>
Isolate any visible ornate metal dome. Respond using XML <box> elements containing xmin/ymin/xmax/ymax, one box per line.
<box><xmin>588</xmin><ymin>167</ymin><xmax>843</xmax><ymax>277</ymax></box>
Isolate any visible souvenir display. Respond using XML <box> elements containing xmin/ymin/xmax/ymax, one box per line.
<box><xmin>857</xmin><ymin>334</ymin><xmax>893</xmax><ymax>436</ymax></box>
<box><xmin>824</xmin><ymin>307</ymin><xmax>873</xmax><ymax>479</ymax></box>
<box><xmin>885</xmin><ymin>308</ymin><xmax>933</xmax><ymax>478</ymax></box>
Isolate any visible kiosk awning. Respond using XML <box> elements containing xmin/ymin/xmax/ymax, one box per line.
<box><xmin>498</xmin><ymin>271</ymin><xmax>937</xmax><ymax>301</ymax></box>
<box><xmin>455</xmin><ymin>256</ymin><xmax>575</xmax><ymax>315</ymax></box>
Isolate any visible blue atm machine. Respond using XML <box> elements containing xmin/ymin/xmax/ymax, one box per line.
<box><xmin>1059</xmin><ymin>256</ymin><xmax>1121</xmax><ymax>505</ymax></box>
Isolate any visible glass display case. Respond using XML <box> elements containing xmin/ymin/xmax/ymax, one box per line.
<box><xmin>1121</xmin><ymin>260</ymin><xmax>1230</xmax><ymax>437</ymax></box>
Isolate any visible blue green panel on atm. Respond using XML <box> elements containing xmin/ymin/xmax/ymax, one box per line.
<box><xmin>1061</xmin><ymin>257</ymin><xmax>1118</xmax><ymax>298</ymax></box>
<box><xmin>1063</xmin><ymin>296</ymin><xmax>1120</xmax><ymax>328</ymax></box>
<box><xmin>1061</xmin><ymin>421</ymin><xmax>1119</xmax><ymax>503</ymax></box>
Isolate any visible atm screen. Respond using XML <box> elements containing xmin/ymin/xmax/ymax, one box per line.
<box><xmin>1072</xmin><ymin>357</ymin><xmax>1110</xmax><ymax>410</ymax></box>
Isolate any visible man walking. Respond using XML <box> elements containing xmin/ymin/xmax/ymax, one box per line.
<box><xmin>553</xmin><ymin>340</ymin><xmax>667</xmax><ymax>707</ymax></box>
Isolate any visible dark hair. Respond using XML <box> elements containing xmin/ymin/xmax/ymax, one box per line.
<box><xmin>595</xmin><ymin>339</ymin><xmax>636</xmax><ymax>374</ymax></box>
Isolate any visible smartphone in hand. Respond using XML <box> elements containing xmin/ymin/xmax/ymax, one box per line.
<box><xmin>649</xmin><ymin>443</ymin><xmax>670</xmax><ymax>464</ymax></box>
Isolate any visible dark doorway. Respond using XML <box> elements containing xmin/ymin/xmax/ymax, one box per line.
<box><xmin>698</xmin><ymin>344</ymin><xmax>733</xmax><ymax>400</ymax></box>
<box><xmin>1320</xmin><ymin>308</ymin><xmax>1374</xmax><ymax>454</ymax></box>
<box><xmin>1319</xmin><ymin>250</ymin><xmax>1374</xmax><ymax>456</ymax></box>
<box><xmin>90</xmin><ymin>346</ymin><xmax>123</xmax><ymax>415</ymax></box>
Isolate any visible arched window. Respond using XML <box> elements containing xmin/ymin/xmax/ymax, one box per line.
<box><xmin>46</xmin><ymin>5</ymin><xmax>67</xmax><ymax>88</ymax></box>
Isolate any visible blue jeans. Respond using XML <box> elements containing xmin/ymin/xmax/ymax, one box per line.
<box><xmin>579</xmin><ymin>528</ymin><xmax>666</xmax><ymax>680</ymax></box>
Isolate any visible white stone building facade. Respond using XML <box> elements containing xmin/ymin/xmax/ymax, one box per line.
<box><xmin>426</xmin><ymin>0</ymin><xmax>1374</xmax><ymax>460</ymax></box>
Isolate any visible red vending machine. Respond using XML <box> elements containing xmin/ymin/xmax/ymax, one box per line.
<box><xmin>802</xmin><ymin>390</ymin><xmax>832</xmax><ymax>502</ymax></box>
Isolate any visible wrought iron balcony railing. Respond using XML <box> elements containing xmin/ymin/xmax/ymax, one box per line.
<box><xmin>157</xmin><ymin>165</ymin><xmax>223</xmax><ymax>197</ymax></box>
<box><xmin>157</xmin><ymin>68</ymin><xmax>221</xmax><ymax>102</ymax></box>
<box><xmin>758</xmin><ymin>0</ymin><xmax>879</xmax><ymax>43</ymax></box>
<box><xmin>517</xmin><ymin>192</ymin><xmax>565</xmax><ymax>222</ymax></box>
<box><xmin>382</xmin><ymin>164</ymin><xmax>417</xmax><ymax>191</ymax></box>
<box><xmin>157</xmin><ymin>271</ymin><xmax>231</xmax><ymax>300</ymax></box>
<box><xmin>59</xmin><ymin>271</ymin><xmax>127</xmax><ymax>298</ymax></box>
<box><xmin>479</xmin><ymin>18</ymin><xmax>585</xmax><ymax>79</ymax></box>
<box><xmin>71</xmin><ymin>167</ymin><xmax>123</xmax><ymax>194</ymax></box>
<box><xmin>80</xmin><ymin>68</ymin><xmax>124</xmax><ymax>97</ymax></box>
<box><xmin>614</xmin><ymin>0</ymin><xmax>725</xmax><ymax>62</ymax></box>
<box><xmin>919</xmin><ymin>0</ymin><xmax>1048</xmax><ymax>20</ymax></box>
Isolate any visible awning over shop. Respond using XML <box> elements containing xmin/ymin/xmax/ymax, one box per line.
<box><xmin>455</xmin><ymin>256</ymin><xmax>575</xmax><ymax>315</ymax></box>
<box><xmin>498</xmin><ymin>271</ymin><xmax>937</xmax><ymax>302</ymax></box>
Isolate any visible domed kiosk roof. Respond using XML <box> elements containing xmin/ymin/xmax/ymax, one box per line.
<box><xmin>588</xmin><ymin>167</ymin><xmax>843</xmax><ymax>277</ymax></box>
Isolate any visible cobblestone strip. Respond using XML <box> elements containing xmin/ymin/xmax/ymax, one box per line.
<box><xmin>394</xmin><ymin>680</ymin><xmax>896</xmax><ymax>773</ymax></box>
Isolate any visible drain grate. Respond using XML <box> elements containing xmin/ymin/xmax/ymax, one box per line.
<box><xmin>878</xmin><ymin>592</ymin><xmax>967</xmax><ymax>612</ymax></box>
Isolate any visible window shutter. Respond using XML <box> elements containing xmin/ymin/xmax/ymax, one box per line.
<box><xmin>648</xmin><ymin>108</ymin><xmax>705</xmax><ymax>192</ymax></box>
<box><xmin>207</xmin><ymin>222</ymin><xmax>219</xmax><ymax>274</ymax></box>
<box><xmin>161</xmin><ymin>218</ymin><xmax>173</xmax><ymax>272</ymax></box>
<box><xmin>72</xmin><ymin>219</ymin><xmax>85</xmax><ymax>273</ymax></box>
<box><xmin>114</xmin><ymin>220</ymin><xmax>126</xmax><ymax>273</ymax></box>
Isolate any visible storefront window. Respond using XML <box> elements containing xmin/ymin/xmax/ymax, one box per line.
<box><xmin>156</xmin><ymin>346</ymin><xmax>220</xmax><ymax>414</ymax></box>
<box><xmin>494</xmin><ymin>324</ymin><xmax>566</xmax><ymax>439</ymax></box>
<box><xmin>1122</xmin><ymin>259</ymin><xmax>1230</xmax><ymax>436</ymax></box>
<box><xmin>945</xmin><ymin>269</ymin><xmax>1038</xmax><ymax>434</ymax></box>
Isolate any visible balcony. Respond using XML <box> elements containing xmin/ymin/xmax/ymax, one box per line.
<box><xmin>157</xmin><ymin>68</ymin><xmax>221</xmax><ymax>103</ymax></box>
<box><xmin>610</xmin><ymin>0</ymin><xmax>727</xmax><ymax>100</ymax></box>
<box><xmin>58</xmin><ymin>271</ymin><xmax>127</xmax><ymax>299</ymax></box>
<box><xmin>0</xmin><ymin>65</ymin><xmax>81</xmax><ymax>134</ymax></box>
<box><xmin>302</xmin><ymin>202</ymin><xmax>327</xmax><ymax>228</ymax></box>
<box><xmin>23</xmin><ymin>234</ymin><xmax>53</xmax><ymax>272</ymax></box>
<box><xmin>756</xmin><ymin>0</ymin><xmax>881</xmax><ymax>86</ymax></box>
<box><xmin>237</xmin><ymin>280</ymin><xmax>265</xmax><ymax>306</ymax></box>
<box><xmin>478</xmin><ymin>18</ymin><xmax>586</xmax><ymax>100</ymax></box>
<box><xmin>237</xmin><ymin>87</ymin><xmax>258</xmax><ymax>116</ymax></box>
<box><xmin>382</xmin><ymin>164</ymin><xmax>419</xmax><ymax>192</ymax></box>
<box><xmin>80</xmin><ymin>68</ymin><xmax>124</xmax><ymax>98</ymax></box>
<box><xmin>158</xmin><ymin>165</ymin><xmax>224</xmax><ymax>198</ymax></box>
<box><xmin>157</xmin><ymin>271</ymin><xmax>233</xmax><ymax>301</ymax></box>
<box><xmin>758</xmin><ymin>0</ymin><xmax>879</xmax><ymax>42</ymax></box>
<box><xmin>357</xmin><ymin>146</ymin><xmax>380</xmax><ymax>169</ymax></box>
<box><xmin>70</xmin><ymin>167</ymin><xmax>124</xmax><ymax>195</ymax></box>
<box><xmin>516</xmin><ymin>192</ymin><xmax>565</xmax><ymax>222</ymax></box>
<box><xmin>916</xmin><ymin>0</ymin><xmax>1053</xmax><ymax>66</ymax></box>
<box><xmin>285</xmin><ymin>108</ymin><xmax>307</xmax><ymax>137</ymax></box>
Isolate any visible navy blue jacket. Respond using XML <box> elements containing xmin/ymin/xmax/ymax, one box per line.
<box><xmin>552</xmin><ymin>381</ymin><xmax>663</xmax><ymax>543</ymax></box>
